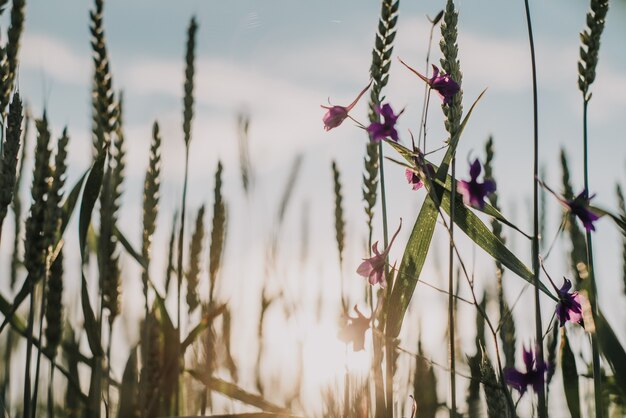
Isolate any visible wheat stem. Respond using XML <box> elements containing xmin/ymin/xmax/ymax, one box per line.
<box><xmin>522</xmin><ymin>0</ymin><xmax>547</xmax><ymax>415</ymax></box>
<box><xmin>583</xmin><ymin>98</ymin><xmax>603</xmax><ymax>417</ymax></box>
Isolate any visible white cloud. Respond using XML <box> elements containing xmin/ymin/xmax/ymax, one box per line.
<box><xmin>20</xmin><ymin>33</ymin><xmax>91</xmax><ymax>86</ymax></box>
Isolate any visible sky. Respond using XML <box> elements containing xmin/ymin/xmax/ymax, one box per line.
<box><xmin>2</xmin><ymin>0</ymin><xmax>626</xmax><ymax>415</ymax></box>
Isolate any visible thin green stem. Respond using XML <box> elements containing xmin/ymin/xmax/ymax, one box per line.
<box><xmin>0</xmin><ymin>115</ymin><xmax>5</xmax><ymax>156</ymax></box>
<box><xmin>378</xmin><ymin>142</ymin><xmax>393</xmax><ymax>416</ymax></box>
<box><xmin>448</xmin><ymin>156</ymin><xmax>456</xmax><ymax>416</ymax></box>
<box><xmin>47</xmin><ymin>363</ymin><xmax>55</xmax><ymax>418</ymax></box>
<box><xmin>175</xmin><ymin>144</ymin><xmax>190</xmax><ymax>414</ymax></box>
<box><xmin>583</xmin><ymin>99</ymin><xmax>603</xmax><ymax>418</ymax></box>
<box><xmin>1</xmin><ymin>330</ymin><xmax>13</xmax><ymax>413</ymax></box>
<box><xmin>98</xmin><ymin>276</ymin><xmax>105</xmax><ymax>417</ymax></box>
<box><xmin>522</xmin><ymin>0</ymin><xmax>547</xmax><ymax>416</ymax></box>
<box><xmin>31</xmin><ymin>267</ymin><xmax>49</xmax><ymax>418</ymax></box>
<box><xmin>417</xmin><ymin>17</ymin><xmax>438</xmax><ymax>151</ymax></box>
<box><xmin>344</xmin><ymin>345</ymin><xmax>350</xmax><ymax>418</ymax></box>
<box><xmin>378</xmin><ymin>145</ymin><xmax>390</xmax><ymax>264</ymax></box>
<box><xmin>22</xmin><ymin>289</ymin><xmax>35</xmax><ymax>418</ymax></box>
<box><xmin>105</xmin><ymin>319</ymin><xmax>113</xmax><ymax>418</ymax></box>
<box><xmin>432</xmin><ymin>199</ymin><xmax>513</xmax><ymax>412</ymax></box>
<box><xmin>422</xmin><ymin>90</ymin><xmax>432</xmax><ymax>154</ymax></box>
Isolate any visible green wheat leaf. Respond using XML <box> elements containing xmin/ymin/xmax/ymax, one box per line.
<box><xmin>79</xmin><ymin>150</ymin><xmax>106</xmax><ymax>260</ymax></box>
<box><xmin>78</xmin><ymin>148</ymin><xmax>106</xmax><ymax>358</ymax></box>
<box><xmin>596</xmin><ymin>310</ymin><xmax>626</xmax><ymax>392</ymax></box>
<box><xmin>187</xmin><ymin>370</ymin><xmax>293</xmax><ymax>414</ymax></box>
<box><xmin>439</xmin><ymin>189</ymin><xmax>553</xmax><ymax>297</ymax></box>
<box><xmin>114</xmin><ymin>225</ymin><xmax>148</xmax><ymax>270</ymax></box>
<box><xmin>186</xmin><ymin>414</ymin><xmax>303</xmax><ymax>418</ymax></box>
<box><xmin>561</xmin><ymin>330</ymin><xmax>581</xmax><ymax>418</ymax></box>
<box><xmin>386</xmin><ymin>90</ymin><xmax>485</xmax><ymax>338</ymax></box>
<box><xmin>117</xmin><ymin>347</ymin><xmax>140</xmax><ymax>418</ymax></box>
<box><xmin>386</xmin><ymin>195</ymin><xmax>438</xmax><ymax>338</ymax></box>
<box><xmin>81</xmin><ymin>276</ymin><xmax>102</xmax><ymax>357</ymax></box>
<box><xmin>180</xmin><ymin>304</ymin><xmax>226</xmax><ymax>351</ymax></box>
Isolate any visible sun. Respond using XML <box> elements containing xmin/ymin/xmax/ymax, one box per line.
<box><xmin>300</xmin><ymin>312</ymin><xmax>372</xmax><ymax>391</ymax></box>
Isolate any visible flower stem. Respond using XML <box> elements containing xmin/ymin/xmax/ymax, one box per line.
<box><xmin>417</xmin><ymin>15</ymin><xmax>438</xmax><ymax>151</ymax></box>
<box><xmin>522</xmin><ymin>0</ymin><xmax>547</xmax><ymax>416</ymax></box>
<box><xmin>583</xmin><ymin>98</ymin><xmax>603</xmax><ymax>418</ymax></box>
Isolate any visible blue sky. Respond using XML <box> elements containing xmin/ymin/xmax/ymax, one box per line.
<box><xmin>3</xmin><ymin>0</ymin><xmax>626</xmax><ymax>413</ymax></box>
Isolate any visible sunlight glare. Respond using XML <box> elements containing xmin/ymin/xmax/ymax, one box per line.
<box><xmin>301</xmin><ymin>315</ymin><xmax>371</xmax><ymax>391</ymax></box>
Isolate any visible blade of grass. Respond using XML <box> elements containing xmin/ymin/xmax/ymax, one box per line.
<box><xmin>386</xmin><ymin>90</ymin><xmax>485</xmax><ymax>338</ymax></box>
<box><xmin>561</xmin><ymin>329</ymin><xmax>581</xmax><ymax>418</ymax></box>
<box><xmin>117</xmin><ymin>347</ymin><xmax>140</xmax><ymax>418</ymax></box>
<box><xmin>596</xmin><ymin>310</ymin><xmax>626</xmax><ymax>392</ymax></box>
<box><xmin>439</xmin><ymin>188</ymin><xmax>553</xmax><ymax>297</ymax></box>
<box><xmin>78</xmin><ymin>148</ymin><xmax>106</xmax><ymax>418</ymax></box>
<box><xmin>187</xmin><ymin>371</ymin><xmax>293</xmax><ymax>415</ymax></box>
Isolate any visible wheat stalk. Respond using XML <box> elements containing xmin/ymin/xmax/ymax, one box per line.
<box><xmin>0</xmin><ymin>0</ymin><xmax>25</xmax><ymax>116</ymax></box>
<box><xmin>175</xmin><ymin>16</ymin><xmax>199</xmax><ymax>412</ymax></box>
<box><xmin>577</xmin><ymin>2</ymin><xmax>610</xmax><ymax>412</ymax></box>
<box><xmin>208</xmin><ymin>161</ymin><xmax>226</xmax><ymax>301</ymax></box>
<box><xmin>99</xmin><ymin>97</ymin><xmax>126</xmax><ymax>325</ymax></box>
<box><xmin>560</xmin><ymin>150</ymin><xmax>587</xmax><ymax>286</ymax></box>
<box><xmin>237</xmin><ymin>113</ymin><xmax>253</xmax><ymax>194</ymax></box>
<box><xmin>183</xmin><ymin>16</ymin><xmax>197</xmax><ymax>145</ymax></box>
<box><xmin>164</xmin><ymin>213</ymin><xmax>177</xmax><ymax>293</ymax></box>
<box><xmin>90</xmin><ymin>0</ymin><xmax>117</xmax><ymax>155</ymax></box>
<box><xmin>0</xmin><ymin>92</ymin><xmax>22</xmax><ymax>243</ymax></box>
<box><xmin>412</xmin><ymin>339</ymin><xmax>438</xmax><ymax>418</ymax></box>
<box><xmin>43</xmin><ymin>128</ymin><xmax>69</xmax><ymax>359</ymax></box>
<box><xmin>44</xmin><ymin>250</ymin><xmax>64</xmax><ymax>358</ymax></box>
<box><xmin>440</xmin><ymin>0</ymin><xmax>463</xmax><ymax>136</ymax></box>
<box><xmin>578</xmin><ymin>0</ymin><xmax>609</xmax><ymax>100</ymax></box>
<box><xmin>140</xmin><ymin>310</ymin><xmax>163</xmax><ymax>418</ymax></box>
<box><xmin>142</xmin><ymin>121</ymin><xmax>162</xmax><ymax>312</ymax></box>
<box><xmin>186</xmin><ymin>205</ymin><xmax>205</xmax><ymax>314</ymax></box>
<box><xmin>43</xmin><ymin>129</ymin><xmax>68</xmax><ymax>256</ymax></box>
<box><xmin>10</xmin><ymin>105</ymin><xmax>29</xmax><ymax>289</ymax></box>
<box><xmin>440</xmin><ymin>2</ymin><xmax>464</xmax><ymax>412</ymax></box>
<box><xmin>331</xmin><ymin>161</ymin><xmax>346</xmax><ymax>269</ymax></box>
<box><xmin>23</xmin><ymin>113</ymin><xmax>52</xmax><ymax>418</ymax></box>
<box><xmin>363</xmin><ymin>0</ymin><xmax>399</xmax><ymax>248</ymax></box>
<box><xmin>24</xmin><ymin>113</ymin><xmax>52</xmax><ymax>295</ymax></box>
<box><xmin>480</xmin><ymin>353</ymin><xmax>511</xmax><ymax>418</ymax></box>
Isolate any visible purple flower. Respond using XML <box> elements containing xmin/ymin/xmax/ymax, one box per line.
<box><xmin>457</xmin><ymin>159</ymin><xmax>496</xmax><ymax>209</ymax></box>
<box><xmin>399</xmin><ymin>59</ymin><xmax>460</xmax><ymax>105</ymax></box>
<box><xmin>405</xmin><ymin>151</ymin><xmax>435</xmax><ymax>191</ymax></box>
<box><xmin>338</xmin><ymin>305</ymin><xmax>371</xmax><ymax>351</ymax></box>
<box><xmin>357</xmin><ymin>220</ymin><xmax>402</xmax><ymax>288</ymax></box>
<box><xmin>504</xmin><ymin>347</ymin><xmax>547</xmax><ymax>396</ymax></box>
<box><xmin>540</xmin><ymin>181</ymin><xmax>603</xmax><ymax>232</ymax></box>
<box><xmin>321</xmin><ymin>81</ymin><xmax>371</xmax><ymax>131</ymax></box>
<box><xmin>554</xmin><ymin>278</ymin><xmax>583</xmax><ymax>327</ymax></box>
<box><xmin>406</xmin><ymin>152</ymin><xmax>425</xmax><ymax>191</ymax></box>
<box><xmin>405</xmin><ymin>167</ymin><xmax>424</xmax><ymax>191</ymax></box>
<box><xmin>366</xmin><ymin>103</ymin><xmax>401</xmax><ymax>142</ymax></box>
<box><xmin>565</xmin><ymin>190</ymin><xmax>600</xmax><ymax>232</ymax></box>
